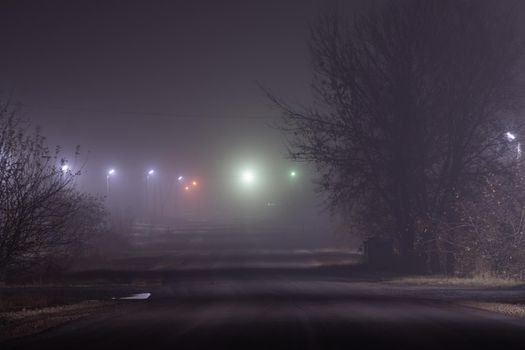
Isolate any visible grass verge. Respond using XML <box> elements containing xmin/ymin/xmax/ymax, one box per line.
<box><xmin>386</xmin><ymin>275</ymin><xmax>524</xmax><ymax>288</ymax></box>
<box><xmin>0</xmin><ymin>300</ymin><xmax>113</xmax><ymax>341</ymax></box>
<box><xmin>462</xmin><ymin>301</ymin><xmax>525</xmax><ymax>318</ymax></box>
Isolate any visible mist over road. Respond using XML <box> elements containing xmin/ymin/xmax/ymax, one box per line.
<box><xmin>5</xmin><ymin>222</ymin><xmax>525</xmax><ymax>349</ymax></box>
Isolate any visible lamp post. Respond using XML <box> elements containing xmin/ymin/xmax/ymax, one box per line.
<box><xmin>145</xmin><ymin>169</ymin><xmax>155</xmax><ymax>219</ymax></box>
<box><xmin>505</xmin><ymin>131</ymin><xmax>521</xmax><ymax>159</ymax></box>
<box><xmin>146</xmin><ymin>169</ymin><xmax>155</xmax><ymax>187</ymax></box>
<box><xmin>288</xmin><ymin>169</ymin><xmax>302</xmax><ymax>232</ymax></box>
<box><xmin>106</xmin><ymin>169</ymin><xmax>115</xmax><ymax>198</ymax></box>
<box><xmin>238</xmin><ymin>169</ymin><xmax>257</xmax><ymax>229</ymax></box>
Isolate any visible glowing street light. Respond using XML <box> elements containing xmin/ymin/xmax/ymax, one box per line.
<box><xmin>241</xmin><ymin>170</ymin><xmax>255</xmax><ymax>184</ymax></box>
<box><xmin>178</xmin><ymin>175</ymin><xmax>184</xmax><ymax>181</ymax></box>
<box><xmin>184</xmin><ymin>186</ymin><xmax>190</xmax><ymax>191</ymax></box>
<box><xmin>61</xmin><ymin>164</ymin><xmax>69</xmax><ymax>173</ymax></box>
<box><xmin>290</xmin><ymin>170</ymin><xmax>297</xmax><ymax>178</ymax></box>
<box><xmin>148</xmin><ymin>169</ymin><xmax>155</xmax><ymax>176</ymax></box>
<box><xmin>506</xmin><ymin>132</ymin><xmax>516</xmax><ymax>141</ymax></box>
<box><xmin>192</xmin><ymin>180</ymin><xmax>198</xmax><ymax>187</ymax></box>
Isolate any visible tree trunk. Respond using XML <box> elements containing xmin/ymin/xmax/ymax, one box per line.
<box><xmin>397</xmin><ymin>217</ymin><xmax>416</xmax><ymax>271</ymax></box>
<box><xmin>422</xmin><ymin>228</ymin><xmax>441</xmax><ymax>274</ymax></box>
<box><xmin>444</xmin><ymin>229</ymin><xmax>456</xmax><ymax>275</ymax></box>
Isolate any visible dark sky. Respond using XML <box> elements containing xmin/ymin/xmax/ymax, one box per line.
<box><xmin>0</xmin><ymin>0</ymin><xmax>362</xmax><ymax>221</ymax></box>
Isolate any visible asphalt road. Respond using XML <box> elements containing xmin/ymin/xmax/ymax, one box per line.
<box><xmin>5</xmin><ymin>222</ymin><xmax>525</xmax><ymax>349</ymax></box>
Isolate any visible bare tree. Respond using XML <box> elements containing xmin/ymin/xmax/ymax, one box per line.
<box><xmin>446</xmin><ymin>168</ymin><xmax>525</xmax><ymax>278</ymax></box>
<box><xmin>265</xmin><ymin>0</ymin><xmax>525</xmax><ymax>272</ymax></box>
<box><xmin>0</xmin><ymin>104</ymin><xmax>105</xmax><ymax>279</ymax></box>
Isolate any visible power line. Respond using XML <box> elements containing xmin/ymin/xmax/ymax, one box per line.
<box><xmin>19</xmin><ymin>103</ymin><xmax>276</xmax><ymax>120</ymax></box>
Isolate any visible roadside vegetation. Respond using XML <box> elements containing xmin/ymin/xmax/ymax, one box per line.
<box><xmin>0</xmin><ymin>104</ymin><xmax>108</xmax><ymax>283</ymax></box>
<box><xmin>386</xmin><ymin>275</ymin><xmax>523</xmax><ymax>288</ymax></box>
<box><xmin>0</xmin><ymin>299</ymin><xmax>112</xmax><ymax>341</ymax></box>
<box><xmin>461</xmin><ymin>302</ymin><xmax>525</xmax><ymax>319</ymax></box>
<box><xmin>267</xmin><ymin>0</ymin><xmax>525</xmax><ymax>279</ymax></box>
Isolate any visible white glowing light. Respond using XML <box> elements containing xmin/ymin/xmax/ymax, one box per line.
<box><xmin>148</xmin><ymin>169</ymin><xmax>155</xmax><ymax>175</ymax></box>
<box><xmin>61</xmin><ymin>164</ymin><xmax>69</xmax><ymax>172</ymax></box>
<box><xmin>108</xmin><ymin>169</ymin><xmax>115</xmax><ymax>176</ymax></box>
<box><xmin>506</xmin><ymin>132</ymin><xmax>516</xmax><ymax>141</ymax></box>
<box><xmin>290</xmin><ymin>171</ymin><xmax>296</xmax><ymax>177</ymax></box>
<box><xmin>178</xmin><ymin>175</ymin><xmax>184</xmax><ymax>181</ymax></box>
<box><xmin>241</xmin><ymin>170</ymin><xmax>255</xmax><ymax>184</ymax></box>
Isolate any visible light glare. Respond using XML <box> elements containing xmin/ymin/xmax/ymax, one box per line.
<box><xmin>241</xmin><ymin>170</ymin><xmax>254</xmax><ymax>184</ymax></box>
<box><xmin>506</xmin><ymin>132</ymin><xmax>516</xmax><ymax>141</ymax></box>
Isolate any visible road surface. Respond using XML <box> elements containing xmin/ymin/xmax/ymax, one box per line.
<box><xmin>4</xmin><ymin>222</ymin><xmax>525</xmax><ymax>349</ymax></box>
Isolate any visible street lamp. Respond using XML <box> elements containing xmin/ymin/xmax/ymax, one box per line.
<box><xmin>506</xmin><ymin>132</ymin><xmax>516</xmax><ymax>141</ymax></box>
<box><xmin>290</xmin><ymin>170</ymin><xmax>297</xmax><ymax>178</ymax></box>
<box><xmin>146</xmin><ymin>169</ymin><xmax>155</xmax><ymax>186</ymax></box>
<box><xmin>145</xmin><ymin>169</ymin><xmax>156</xmax><ymax>219</ymax></box>
<box><xmin>146</xmin><ymin>169</ymin><xmax>155</xmax><ymax>190</ymax></box>
<box><xmin>107</xmin><ymin>169</ymin><xmax>115</xmax><ymax>197</ymax></box>
<box><xmin>61</xmin><ymin>164</ymin><xmax>69</xmax><ymax>173</ymax></box>
<box><xmin>178</xmin><ymin>175</ymin><xmax>184</xmax><ymax>181</ymax></box>
<box><xmin>241</xmin><ymin>170</ymin><xmax>254</xmax><ymax>184</ymax></box>
<box><xmin>505</xmin><ymin>132</ymin><xmax>521</xmax><ymax>159</ymax></box>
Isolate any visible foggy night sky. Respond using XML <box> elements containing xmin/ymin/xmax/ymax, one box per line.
<box><xmin>0</xmin><ymin>0</ymin><xmax>364</xmax><ymax>220</ymax></box>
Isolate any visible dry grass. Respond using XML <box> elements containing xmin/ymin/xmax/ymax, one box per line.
<box><xmin>0</xmin><ymin>294</ymin><xmax>50</xmax><ymax>313</ymax></box>
<box><xmin>387</xmin><ymin>275</ymin><xmax>524</xmax><ymax>288</ymax></box>
<box><xmin>0</xmin><ymin>300</ymin><xmax>113</xmax><ymax>341</ymax></box>
<box><xmin>462</xmin><ymin>302</ymin><xmax>525</xmax><ymax>318</ymax></box>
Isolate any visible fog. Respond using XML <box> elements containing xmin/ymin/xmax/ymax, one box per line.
<box><xmin>5</xmin><ymin>1</ymin><xmax>525</xmax><ymax>348</ymax></box>
<box><xmin>0</xmin><ymin>0</ymin><xmax>356</xmax><ymax>227</ymax></box>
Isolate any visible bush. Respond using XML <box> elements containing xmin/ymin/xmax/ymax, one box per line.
<box><xmin>0</xmin><ymin>106</ymin><xmax>106</xmax><ymax>280</ymax></box>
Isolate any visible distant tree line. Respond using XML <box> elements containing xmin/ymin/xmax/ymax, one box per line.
<box><xmin>0</xmin><ymin>104</ymin><xmax>106</xmax><ymax>281</ymax></box>
<box><xmin>267</xmin><ymin>0</ymin><xmax>525</xmax><ymax>276</ymax></box>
